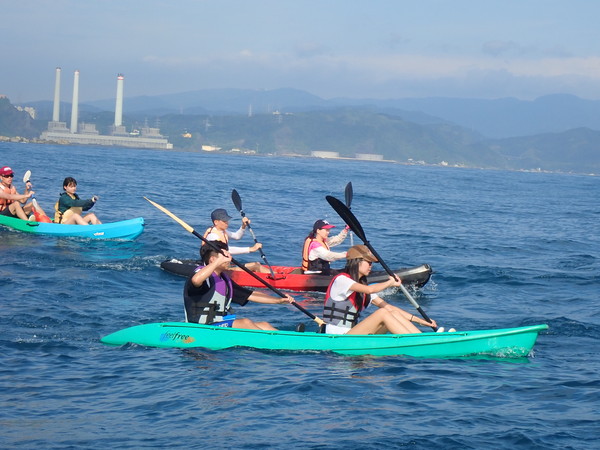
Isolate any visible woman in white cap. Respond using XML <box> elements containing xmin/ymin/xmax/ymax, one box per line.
<box><xmin>322</xmin><ymin>244</ymin><xmax>438</xmax><ymax>335</ymax></box>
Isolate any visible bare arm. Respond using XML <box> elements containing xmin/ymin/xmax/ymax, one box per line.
<box><xmin>348</xmin><ymin>276</ymin><xmax>401</xmax><ymax>295</ymax></box>
<box><xmin>0</xmin><ymin>189</ymin><xmax>31</xmax><ymax>204</ymax></box>
<box><xmin>248</xmin><ymin>291</ymin><xmax>294</xmax><ymax>305</ymax></box>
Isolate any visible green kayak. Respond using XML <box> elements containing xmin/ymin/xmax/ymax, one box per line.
<box><xmin>101</xmin><ymin>323</ymin><xmax>548</xmax><ymax>358</ymax></box>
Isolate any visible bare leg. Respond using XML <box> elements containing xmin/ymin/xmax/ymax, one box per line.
<box><xmin>348</xmin><ymin>308</ymin><xmax>420</xmax><ymax>335</ymax></box>
<box><xmin>83</xmin><ymin>213</ymin><xmax>101</xmax><ymax>224</ymax></box>
<box><xmin>244</xmin><ymin>262</ymin><xmax>271</xmax><ymax>273</ymax></box>
<box><xmin>24</xmin><ymin>202</ymin><xmax>48</xmax><ymax>218</ymax></box>
<box><xmin>233</xmin><ymin>318</ymin><xmax>278</xmax><ymax>330</ymax></box>
<box><xmin>253</xmin><ymin>321</ymin><xmax>278</xmax><ymax>330</ymax></box>
<box><xmin>62</xmin><ymin>213</ymin><xmax>91</xmax><ymax>225</ymax></box>
<box><xmin>8</xmin><ymin>202</ymin><xmax>29</xmax><ymax>220</ymax></box>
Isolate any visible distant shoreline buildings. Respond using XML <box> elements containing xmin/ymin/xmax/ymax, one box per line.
<box><xmin>40</xmin><ymin>68</ymin><xmax>173</xmax><ymax>150</ymax></box>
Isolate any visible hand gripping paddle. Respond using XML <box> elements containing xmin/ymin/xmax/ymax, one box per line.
<box><xmin>23</xmin><ymin>170</ymin><xmax>51</xmax><ymax>223</ymax></box>
<box><xmin>326</xmin><ymin>195</ymin><xmax>437</xmax><ymax>331</ymax></box>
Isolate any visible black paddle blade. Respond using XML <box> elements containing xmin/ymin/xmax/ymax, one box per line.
<box><xmin>231</xmin><ymin>189</ymin><xmax>243</xmax><ymax>212</ymax></box>
<box><xmin>344</xmin><ymin>182</ymin><xmax>353</xmax><ymax>208</ymax></box>
<box><xmin>325</xmin><ymin>195</ymin><xmax>366</xmax><ymax>241</ymax></box>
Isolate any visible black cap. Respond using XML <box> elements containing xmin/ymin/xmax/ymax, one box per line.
<box><xmin>211</xmin><ymin>208</ymin><xmax>232</xmax><ymax>222</ymax></box>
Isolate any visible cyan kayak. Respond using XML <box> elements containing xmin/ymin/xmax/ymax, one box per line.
<box><xmin>101</xmin><ymin>323</ymin><xmax>548</xmax><ymax>358</ymax></box>
<box><xmin>0</xmin><ymin>215</ymin><xmax>144</xmax><ymax>240</ymax></box>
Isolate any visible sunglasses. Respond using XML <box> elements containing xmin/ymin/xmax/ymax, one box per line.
<box><xmin>1</xmin><ymin>174</ymin><xmax>14</xmax><ymax>178</ymax></box>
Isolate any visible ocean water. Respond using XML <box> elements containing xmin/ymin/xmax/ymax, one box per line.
<box><xmin>1</xmin><ymin>142</ymin><xmax>598</xmax><ymax>449</ymax></box>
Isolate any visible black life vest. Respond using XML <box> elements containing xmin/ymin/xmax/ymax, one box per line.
<box><xmin>184</xmin><ymin>266</ymin><xmax>234</xmax><ymax>324</ymax></box>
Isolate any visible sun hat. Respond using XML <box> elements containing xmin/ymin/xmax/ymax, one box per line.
<box><xmin>346</xmin><ymin>245</ymin><xmax>378</xmax><ymax>262</ymax></box>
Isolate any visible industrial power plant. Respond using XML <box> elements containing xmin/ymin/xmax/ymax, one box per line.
<box><xmin>40</xmin><ymin>68</ymin><xmax>173</xmax><ymax>149</ymax></box>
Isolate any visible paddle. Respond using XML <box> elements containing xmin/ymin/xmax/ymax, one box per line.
<box><xmin>144</xmin><ymin>196</ymin><xmax>325</xmax><ymax>327</ymax></box>
<box><xmin>231</xmin><ymin>189</ymin><xmax>277</xmax><ymax>278</ymax></box>
<box><xmin>325</xmin><ymin>195</ymin><xmax>437</xmax><ymax>331</ymax></box>
<box><xmin>22</xmin><ymin>170</ymin><xmax>51</xmax><ymax>222</ymax></box>
<box><xmin>344</xmin><ymin>182</ymin><xmax>354</xmax><ymax>245</ymax></box>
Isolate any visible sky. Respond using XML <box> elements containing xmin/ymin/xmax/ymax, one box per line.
<box><xmin>2</xmin><ymin>0</ymin><xmax>600</xmax><ymax>103</ymax></box>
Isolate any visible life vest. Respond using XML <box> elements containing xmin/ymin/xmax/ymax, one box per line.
<box><xmin>183</xmin><ymin>266</ymin><xmax>234</xmax><ymax>324</ymax></box>
<box><xmin>0</xmin><ymin>184</ymin><xmax>17</xmax><ymax>212</ymax></box>
<box><xmin>323</xmin><ymin>273</ymin><xmax>370</xmax><ymax>329</ymax></box>
<box><xmin>203</xmin><ymin>226</ymin><xmax>229</xmax><ymax>248</ymax></box>
<box><xmin>301</xmin><ymin>237</ymin><xmax>331</xmax><ymax>273</ymax></box>
<box><xmin>54</xmin><ymin>193</ymin><xmax>83</xmax><ymax>224</ymax></box>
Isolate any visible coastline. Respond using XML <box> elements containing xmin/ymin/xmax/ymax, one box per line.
<box><xmin>1</xmin><ymin>136</ymin><xmax>596</xmax><ymax>176</ymax></box>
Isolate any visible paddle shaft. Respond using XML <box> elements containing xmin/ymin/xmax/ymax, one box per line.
<box><xmin>144</xmin><ymin>197</ymin><xmax>324</xmax><ymax>326</ymax></box>
<box><xmin>344</xmin><ymin>182</ymin><xmax>354</xmax><ymax>245</ymax></box>
<box><xmin>231</xmin><ymin>189</ymin><xmax>277</xmax><ymax>278</ymax></box>
<box><xmin>325</xmin><ymin>195</ymin><xmax>437</xmax><ymax>330</ymax></box>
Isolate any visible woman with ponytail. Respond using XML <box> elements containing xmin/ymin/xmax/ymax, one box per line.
<box><xmin>322</xmin><ymin>245</ymin><xmax>438</xmax><ymax>335</ymax></box>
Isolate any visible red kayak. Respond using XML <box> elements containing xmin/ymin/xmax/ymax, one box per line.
<box><xmin>160</xmin><ymin>259</ymin><xmax>432</xmax><ymax>292</ymax></box>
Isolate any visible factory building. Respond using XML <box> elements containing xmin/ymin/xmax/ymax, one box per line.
<box><xmin>41</xmin><ymin>68</ymin><xmax>173</xmax><ymax>149</ymax></box>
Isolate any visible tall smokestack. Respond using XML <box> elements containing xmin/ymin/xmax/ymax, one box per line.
<box><xmin>70</xmin><ymin>70</ymin><xmax>80</xmax><ymax>133</ymax></box>
<box><xmin>52</xmin><ymin>67</ymin><xmax>61</xmax><ymax>122</ymax></box>
<box><xmin>114</xmin><ymin>73</ymin><xmax>124</xmax><ymax>127</ymax></box>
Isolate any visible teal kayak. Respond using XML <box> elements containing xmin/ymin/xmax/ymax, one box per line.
<box><xmin>0</xmin><ymin>215</ymin><xmax>144</xmax><ymax>240</ymax></box>
<box><xmin>101</xmin><ymin>323</ymin><xmax>548</xmax><ymax>358</ymax></box>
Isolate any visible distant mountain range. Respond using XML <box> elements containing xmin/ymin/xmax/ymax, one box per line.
<box><xmin>4</xmin><ymin>88</ymin><xmax>600</xmax><ymax>174</ymax></box>
<box><xmin>26</xmin><ymin>88</ymin><xmax>600</xmax><ymax>139</ymax></box>
<box><xmin>75</xmin><ymin>89</ymin><xmax>600</xmax><ymax>139</ymax></box>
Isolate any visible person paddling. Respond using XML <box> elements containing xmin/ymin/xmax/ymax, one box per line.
<box><xmin>301</xmin><ymin>219</ymin><xmax>349</xmax><ymax>274</ymax></box>
<box><xmin>184</xmin><ymin>241</ymin><xmax>294</xmax><ymax>330</ymax></box>
<box><xmin>322</xmin><ymin>245</ymin><xmax>439</xmax><ymax>335</ymax></box>
<box><xmin>203</xmin><ymin>208</ymin><xmax>269</xmax><ymax>272</ymax></box>
<box><xmin>54</xmin><ymin>177</ymin><xmax>101</xmax><ymax>225</ymax></box>
<box><xmin>0</xmin><ymin>166</ymin><xmax>48</xmax><ymax>220</ymax></box>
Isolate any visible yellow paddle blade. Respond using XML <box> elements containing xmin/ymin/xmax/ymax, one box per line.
<box><xmin>143</xmin><ymin>197</ymin><xmax>194</xmax><ymax>234</ymax></box>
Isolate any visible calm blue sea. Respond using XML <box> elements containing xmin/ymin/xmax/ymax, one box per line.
<box><xmin>1</xmin><ymin>142</ymin><xmax>599</xmax><ymax>449</ymax></box>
